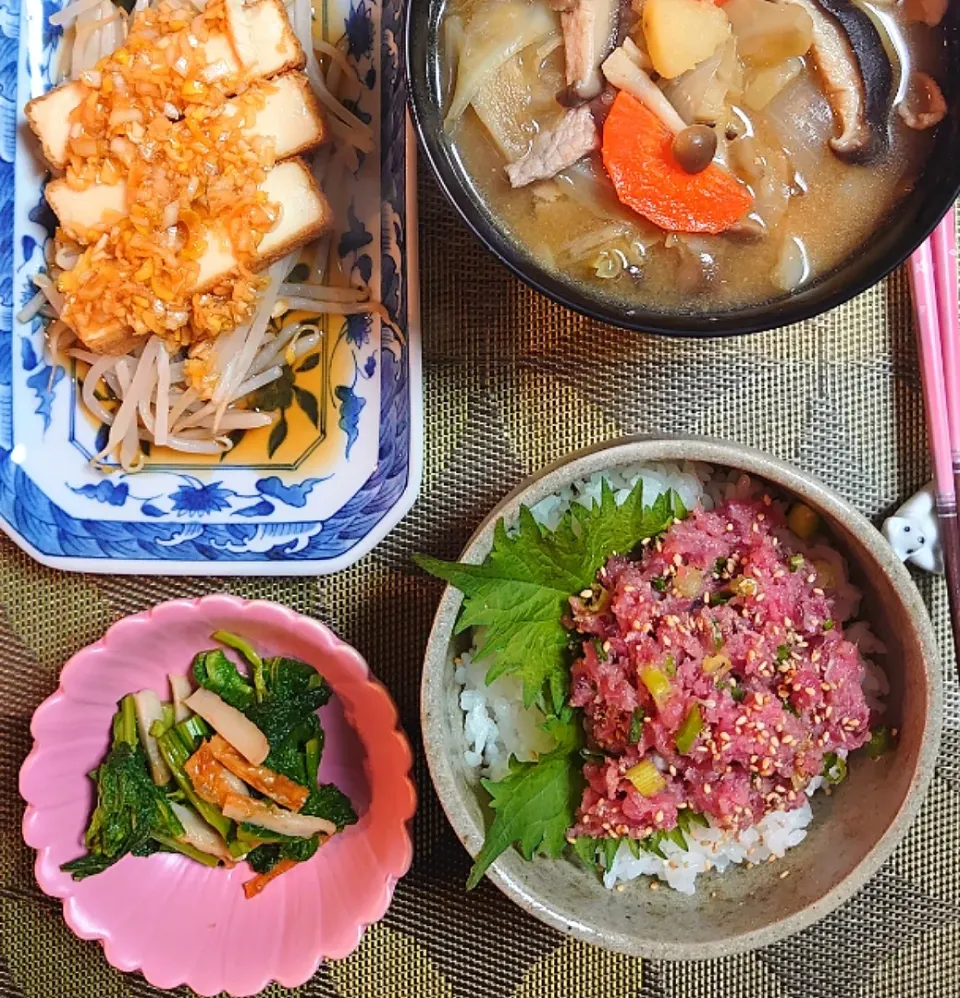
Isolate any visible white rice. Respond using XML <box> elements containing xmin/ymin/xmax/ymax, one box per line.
<box><xmin>455</xmin><ymin>461</ymin><xmax>889</xmax><ymax>894</ymax></box>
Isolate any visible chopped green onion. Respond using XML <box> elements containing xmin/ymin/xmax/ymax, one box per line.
<box><xmin>823</xmin><ymin>752</ymin><xmax>847</xmax><ymax>785</ymax></box>
<box><xmin>788</xmin><ymin>553</ymin><xmax>804</xmax><ymax>573</ymax></box>
<box><xmin>663</xmin><ymin>655</ymin><xmax>676</xmax><ymax>677</ymax></box>
<box><xmin>675</xmin><ymin>705</ymin><xmax>703</xmax><ymax>755</ymax></box>
<box><xmin>823</xmin><ymin>618</ymin><xmax>835</xmax><ymax>632</ymax></box>
<box><xmin>628</xmin><ymin>708</ymin><xmax>645</xmax><ymax>744</ymax></box>
<box><xmin>775</xmin><ymin>644</ymin><xmax>791</xmax><ymax>663</ymax></box>
<box><xmin>641</xmin><ymin>667</ymin><xmax>671</xmax><ymax>704</ymax></box>
<box><xmin>865</xmin><ymin>726</ymin><xmax>894</xmax><ymax>758</ymax></box>
<box><xmin>624</xmin><ymin>759</ymin><xmax>666</xmax><ymax>797</ymax></box>
<box><xmin>714</xmin><ymin>557</ymin><xmax>728</xmax><ymax>575</ymax></box>
<box><xmin>702</xmin><ymin>653</ymin><xmax>731</xmax><ymax>675</ymax></box>
<box><xmin>711</xmin><ymin>620</ymin><xmax>724</xmax><ymax>650</ymax></box>
<box><xmin>651</xmin><ymin>575</ymin><xmax>669</xmax><ymax>593</ymax></box>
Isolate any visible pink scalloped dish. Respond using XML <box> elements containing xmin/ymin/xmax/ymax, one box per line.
<box><xmin>19</xmin><ymin>595</ymin><xmax>416</xmax><ymax>996</ymax></box>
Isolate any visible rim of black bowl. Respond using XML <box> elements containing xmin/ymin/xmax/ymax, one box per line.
<box><xmin>405</xmin><ymin>3</ymin><xmax>960</xmax><ymax>338</ymax></box>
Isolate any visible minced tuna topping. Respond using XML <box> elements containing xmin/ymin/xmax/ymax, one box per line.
<box><xmin>568</xmin><ymin>495</ymin><xmax>871</xmax><ymax>842</ymax></box>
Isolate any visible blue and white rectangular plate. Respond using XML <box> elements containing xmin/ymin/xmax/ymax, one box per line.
<box><xmin>0</xmin><ymin>0</ymin><xmax>421</xmax><ymax>574</ymax></box>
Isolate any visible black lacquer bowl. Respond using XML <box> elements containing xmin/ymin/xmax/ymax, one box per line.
<box><xmin>406</xmin><ymin>3</ymin><xmax>960</xmax><ymax>337</ymax></box>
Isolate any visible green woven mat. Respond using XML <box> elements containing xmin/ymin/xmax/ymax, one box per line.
<box><xmin>1</xmin><ymin>174</ymin><xmax>958</xmax><ymax>998</ymax></box>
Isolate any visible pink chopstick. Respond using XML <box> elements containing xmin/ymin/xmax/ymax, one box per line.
<box><xmin>909</xmin><ymin>233</ymin><xmax>954</xmax><ymax>505</ymax></box>
<box><xmin>932</xmin><ymin>205</ymin><xmax>960</xmax><ymax>495</ymax></box>
<box><xmin>909</xmin><ymin>208</ymin><xmax>960</xmax><ymax>663</ymax></box>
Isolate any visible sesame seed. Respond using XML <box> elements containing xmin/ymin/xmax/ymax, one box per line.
<box><xmin>806</xmin><ymin>574</ymin><xmax>816</xmax><ymax>584</ymax></box>
<box><xmin>672</xmin><ymin>554</ymin><xmax>683</xmax><ymax>566</ymax></box>
<box><xmin>649</xmin><ymin>881</ymin><xmax>659</xmax><ymax>890</ymax></box>
<box><xmin>655</xmin><ymin>810</ymin><xmax>664</xmax><ymax>823</ymax></box>
<box><xmin>580</xmin><ymin>588</ymin><xmax>593</xmax><ymax>598</ymax></box>
<box><xmin>780</xmin><ymin>869</ymin><xmax>791</xmax><ymax>879</ymax></box>
<box><xmin>725</xmin><ymin>523</ymin><xmax>734</xmax><ymax>532</ymax></box>
<box><xmin>704</xmin><ymin>783</ymin><xmax>712</xmax><ymax>794</ymax></box>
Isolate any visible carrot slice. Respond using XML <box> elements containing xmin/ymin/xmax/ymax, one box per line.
<box><xmin>243</xmin><ymin>859</ymin><xmax>299</xmax><ymax>899</ymax></box>
<box><xmin>601</xmin><ymin>91</ymin><xmax>752</xmax><ymax>234</ymax></box>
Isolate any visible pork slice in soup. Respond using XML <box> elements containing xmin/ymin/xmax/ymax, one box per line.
<box><xmin>440</xmin><ymin>0</ymin><xmax>945</xmax><ymax>311</ymax></box>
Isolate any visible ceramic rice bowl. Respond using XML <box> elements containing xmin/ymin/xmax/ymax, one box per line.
<box><xmin>420</xmin><ymin>436</ymin><xmax>942</xmax><ymax>960</ymax></box>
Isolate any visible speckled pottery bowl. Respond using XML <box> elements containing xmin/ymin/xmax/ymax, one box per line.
<box><xmin>420</xmin><ymin>436</ymin><xmax>942</xmax><ymax>960</ymax></box>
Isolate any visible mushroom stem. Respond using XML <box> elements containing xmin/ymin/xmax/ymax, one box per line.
<box><xmin>778</xmin><ymin>0</ymin><xmax>893</xmax><ymax>163</ymax></box>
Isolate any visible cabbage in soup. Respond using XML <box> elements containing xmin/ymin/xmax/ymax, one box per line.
<box><xmin>440</xmin><ymin>0</ymin><xmax>947</xmax><ymax>312</ymax></box>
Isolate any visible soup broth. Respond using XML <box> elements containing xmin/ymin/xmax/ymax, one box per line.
<box><xmin>439</xmin><ymin>0</ymin><xmax>945</xmax><ymax>314</ymax></box>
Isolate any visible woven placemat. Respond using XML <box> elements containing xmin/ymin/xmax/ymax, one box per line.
<box><xmin>0</xmin><ymin>174</ymin><xmax>957</xmax><ymax>998</ymax></box>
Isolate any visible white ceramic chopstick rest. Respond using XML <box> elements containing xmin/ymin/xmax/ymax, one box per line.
<box><xmin>881</xmin><ymin>483</ymin><xmax>944</xmax><ymax>574</ymax></box>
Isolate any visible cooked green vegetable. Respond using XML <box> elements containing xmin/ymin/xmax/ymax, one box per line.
<box><xmin>156</xmin><ymin>727</ymin><xmax>232</xmax><ymax>840</ymax></box>
<box><xmin>212</xmin><ymin>630</ymin><xmax>266</xmax><ymax>702</ymax></box>
<box><xmin>63</xmin><ymin>636</ymin><xmax>355</xmax><ymax>896</ymax></box>
<box><xmin>192</xmin><ymin>650</ymin><xmax>255</xmax><ymax>711</ymax></box>
<box><xmin>175</xmin><ymin>715</ymin><xmax>211</xmax><ymax>753</ymax></box>
<box><xmin>61</xmin><ymin>695</ymin><xmax>185</xmax><ymax>880</ymax></box>
<box><xmin>152</xmin><ymin>832</ymin><xmax>221</xmax><ymax>868</ymax></box>
<box><xmin>196</xmin><ymin>638</ymin><xmax>356</xmax><ymax>841</ymax></box>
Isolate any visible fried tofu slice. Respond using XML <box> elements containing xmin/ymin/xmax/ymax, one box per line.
<box><xmin>25</xmin><ymin>0</ymin><xmax>304</xmax><ymax>170</ymax></box>
<box><xmin>207</xmin><ymin>734</ymin><xmax>310</xmax><ymax>811</ymax></box>
<box><xmin>46</xmin><ymin>72</ymin><xmax>327</xmax><ymax>241</ymax></box>
<box><xmin>70</xmin><ymin>159</ymin><xmax>331</xmax><ymax>354</ymax></box>
<box><xmin>193</xmin><ymin>157</ymin><xmax>330</xmax><ymax>292</ymax></box>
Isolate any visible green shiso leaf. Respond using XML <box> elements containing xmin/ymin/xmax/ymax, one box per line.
<box><xmin>466</xmin><ymin>752</ymin><xmax>585</xmax><ymax>890</ymax></box>
<box><xmin>416</xmin><ymin>480</ymin><xmax>681</xmax><ymax>709</ymax></box>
